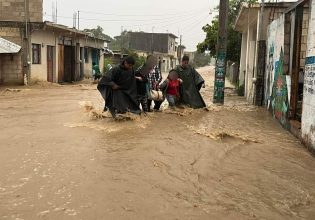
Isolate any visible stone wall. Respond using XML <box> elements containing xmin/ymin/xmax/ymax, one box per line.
<box><xmin>0</xmin><ymin>0</ymin><xmax>43</xmax><ymax>22</ymax></box>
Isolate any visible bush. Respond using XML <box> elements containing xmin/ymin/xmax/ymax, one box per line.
<box><xmin>236</xmin><ymin>83</ymin><xmax>245</xmax><ymax>96</ymax></box>
<box><xmin>103</xmin><ymin>58</ymin><xmax>113</xmax><ymax>74</ymax></box>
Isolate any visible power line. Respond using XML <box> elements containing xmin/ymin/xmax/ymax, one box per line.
<box><xmin>44</xmin><ymin>8</ymin><xmax>207</xmax><ymax>27</ymax></box>
<box><xmin>78</xmin><ymin>7</ymin><xmax>205</xmax><ymax>17</ymax></box>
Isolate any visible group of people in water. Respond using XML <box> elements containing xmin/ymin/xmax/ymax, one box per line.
<box><xmin>97</xmin><ymin>55</ymin><xmax>206</xmax><ymax>118</ymax></box>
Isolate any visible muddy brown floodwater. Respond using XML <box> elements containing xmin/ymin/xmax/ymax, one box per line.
<box><xmin>1</xmin><ymin>66</ymin><xmax>315</xmax><ymax>220</ymax></box>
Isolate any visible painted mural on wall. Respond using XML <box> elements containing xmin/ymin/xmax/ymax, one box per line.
<box><xmin>213</xmin><ymin>36</ymin><xmax>227</xmax><ymax>104</ymax></box>
<box><xmin>301</xmin><ymin>0</ymin><xmax>315</xmax><ymax>149</ymax></box>
<box><xmin>271</xmin><ymin>48</ymin><xmax>289</xmax><ymax>126</ymax></box>
<box><xmin>265</xmin><ymin>15</ymin><xmax>285</xmax><ymax>110</ymax></box>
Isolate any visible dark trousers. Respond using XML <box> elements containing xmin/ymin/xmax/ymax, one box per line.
<box><xmin>147</xmin><ymin>99</ymin><xmax>162</xmax><ymax>111</ymax></box>
<box><xmin>138</xmin><ymin>95</ymin><xmax>148</xmax><ymax>112</ymax></box>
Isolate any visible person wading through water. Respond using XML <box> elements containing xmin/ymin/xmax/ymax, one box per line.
<box><xmin>97</xmin><ymin>56</ymin><xmax>141</xmax><ymax>118</ymax></box>
<box><xmin>146</xmin><ymin>56</ymin><xmax>163</xmax><ymax>111</ymax></box>
<box><xmin>175</xmin><ymin>55</ymin><xmax>206</xmax><ymax>108</ymax></box>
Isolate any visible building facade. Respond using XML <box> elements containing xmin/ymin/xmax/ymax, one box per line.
<box><xmin>124</xmin><ymin>32</ymin><xmax>181</xmax><ymax>72</ymax></box>
<box><xmin>235</xmin><ymin>0</ymin><xmax>315</xmax><ymax>151</ymax></box>
<box><xmin>234</xmin><ymin>2</ymin><xmax>293</xmax><ymax>104</ymax></box>
<box><xmin>0</xmin><ymin>0</ymin><xmax>107</xmax><ymax>85</ymax></box>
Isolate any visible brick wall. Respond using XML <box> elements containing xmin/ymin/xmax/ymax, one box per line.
<box><xmin>0</xmin><ymin>53</ymin><xmax>23</xmax><ymax>84</ymax></box>
<box><xmin>0</xmin><ymin>27</ymin><xmax>24</xmax><ymax>84</ymax></box>
<box><xmin>300</xmin><ymin>9</ymin><xmax>309</xmax><ymax>68</ymax></box>
<box><xmin>0</xmin><ymin>0</ymin><xmax>43</xmax><ymax>22</ymax></box>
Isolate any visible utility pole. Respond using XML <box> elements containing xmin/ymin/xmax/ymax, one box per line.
<box><xmin>151</xmin><ymin>26</ymin><xmax>155</xmax><ymax>54</ymax></box>
<box><xmin>24</xmin><ymin>0</ymin><xmax>30</xmax><ymax>85</ymax></box>
<box><xmin>254</xmin><ymin>0</ymin><xmax>265</xmax><ymax>106</ymax></box>
<box><xmin>179</xmin><ymin>35</ymin><xmax>182</xmax><ymax>63</ymax></box>
<box><xmin>121</xmin><ymin>26</ymin><xmax>124</xmax><ymax>58</ymax></box>
<box><xmin>77</xmin><ymin>11</ymin><xmax>80</xmax><ymax>30</ymax></box>
<box><xmin>56</xmin><ymin>0</ymin><xmax>58</xmax><ymax>23</ymax></box>
<box><xmin>213</xmin><ymin>0</ymin><xmax>229</xmax><ymax>104</ymax></box>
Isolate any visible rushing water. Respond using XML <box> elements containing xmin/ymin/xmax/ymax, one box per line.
<box><xmin>1</xmin><ymin>67</ymin><xmax>315</xmax><ymax>219</ymax></box>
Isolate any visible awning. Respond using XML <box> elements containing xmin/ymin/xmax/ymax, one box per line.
<box><xmin>0</xmin><ymin>37</ymin><xmax>21</xmax><ymax>54</ymax></box>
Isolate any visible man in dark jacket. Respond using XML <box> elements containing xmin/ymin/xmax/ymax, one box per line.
<box><xmin>97</xmin><ymin>56</ymin><xmax>141</xmax><ymax>117</ymax></box>
<box><xmin>175</xmin><ymin>55</ymin><xmax>206</xmax><ymax>108</ymax></box>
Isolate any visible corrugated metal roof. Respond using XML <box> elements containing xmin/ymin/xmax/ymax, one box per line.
<box><xmin>0</xmin><ymin>37</ymin><xmax>21</xmax><ymax>54</ymax></box>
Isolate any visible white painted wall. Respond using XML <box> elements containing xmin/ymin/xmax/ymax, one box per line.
<box><xmin>31</xmin><ymin>30</ymin><xmax>58</xmax><ymax>82</ymax></box>
<box><xmin>239</xmin><ymin>33</ymin><xmax>248</xmax><ymax>86</ymax></box>
<box><xmin>302</xmin><ymin>0</ymin><xmax>315</xmax><ymax>149</ymax></box>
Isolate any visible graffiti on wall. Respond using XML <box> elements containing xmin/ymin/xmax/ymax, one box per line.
<box><xmin>301</xmin><ymin>0</ymin><xmax>315</xmax><ymax>149</ymax></box>
<box><xmin>271</xmin><ymin>48</ymin><xmax>289</xmax><ymax>126</ymax></box>
<box><xmin>265</xmin><ymin>15</ymin><xmax>285</xmax><ymax>110</ymax></box>
<box><xmin>304</xmin><ymin>56</ymin><xmax>315</xmax><ymax>96</ymax></box>
<box><xmin>213</xmin><ymin>47</ymin><xmax>226</xmax><ymax>104</ymax></box>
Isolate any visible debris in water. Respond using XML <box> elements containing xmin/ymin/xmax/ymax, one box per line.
<box><xmin>2</xmin><ymin>88</ymin><xmax>32</xmax><ymax>93</ymax></box>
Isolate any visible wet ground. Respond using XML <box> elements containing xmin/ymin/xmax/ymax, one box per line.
<box><xmin>1</xmin><ymin>66</ymin><xmax>315</xmax><ymax>220</ymax></box>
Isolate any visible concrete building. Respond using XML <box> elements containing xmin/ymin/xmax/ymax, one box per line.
<box><xmin>0</xmin><ymin>0</ymin><xmax>108</xmax><ymax>85</ymax></box>
<box><xmin>123</xmin><ymin>31</ymin><xmax>180</xmax><ymax>72</ymax></box>
<box><xmin>300</xmin><ymin>0</ymin><xmax>315</xmax><ymax>151</ymax></box>
<box><xmin>235</xmin><ymin>0</ymin><xmax>315</xmax><ymax>152</ymax></box>
<box><xmin>234</xmin><ymin>2</ymin><xmax>294</xmax><ymax>104</ymax></box>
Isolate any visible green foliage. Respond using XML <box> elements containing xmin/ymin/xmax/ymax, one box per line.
<box><xmin>193</xmin><ymin>52</ymin><xmax>211</xmax><ymax>68</ymax></box>
<box><xmin>103</xmin><ymin>58</ymin><xmax>113</xmax><ymax>73</ymax></box>
<box><xmin>83</xmin><ymin>26</ymin><xmax>113</xmax><ymax>41</ymax></box>
<box><xmin>236</xmin><ymin>82</ymin><xmax>245</xmax><ymax>96</ymax></box>
<box><xmin>197</xmin><ymin>0</ymin><xmax>257</xmax><ymax>62</ymax></box>
<box><xmin>125</xmin><ymin>49</ymin><xmax>146</xmax><ymax>70</ymax></box>
<box><xmin>108</xmin><ymin>31</ymin><xmax>129</xmax><ymax>51</ymax></box>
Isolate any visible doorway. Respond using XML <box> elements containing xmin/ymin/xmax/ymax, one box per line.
<box><xmin>47</xmin><ymin>46</ymin><xmax>54</xmax><ymax>83</ymax></box>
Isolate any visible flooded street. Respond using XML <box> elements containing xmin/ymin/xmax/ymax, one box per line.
<box><xmin>1</xmin><ymin>66</ymin><xmax>315</xmax><ymax>220</ymax></box>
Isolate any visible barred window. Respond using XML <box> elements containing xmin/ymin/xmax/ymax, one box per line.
<box><xmin>32</xmin><ymin>44</ymin><xmax>41</xmax><ymax>64</ymax></box>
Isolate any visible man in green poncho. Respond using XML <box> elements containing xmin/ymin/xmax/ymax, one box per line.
<box><xmin>175</xmin><ymin>55</ymin><xmax>206</xmax><ymax>108</ymax></box>
<box><xmin>92</xmin><ymin>62</ymin><xmax>101</xmax><ymax>80</ymax></box>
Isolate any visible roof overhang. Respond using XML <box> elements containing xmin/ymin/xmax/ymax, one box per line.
<box><xmin>284</xmin><ymin>0</ymin><xmax>309</xmax><ymax>13</ymax></box>
<box><xmin>0</xmin><ymin>37</ymin><xmax>21</xmax><ymax>54</ymax></box>
<box><xmin>234</xmin><ymin>2</ymin><xmax>297</xmax><ymax>32</ymax></box>
<box><xmin>234</xmin><ymin>3</ymin><xmax>260</xmax><ymax>32</ymax></box>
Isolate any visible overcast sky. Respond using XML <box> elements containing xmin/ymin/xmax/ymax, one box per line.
<box><xmin>43</xmin><ymin>0</ymin><xmax>220</xmax><ymax>51</ymax></box>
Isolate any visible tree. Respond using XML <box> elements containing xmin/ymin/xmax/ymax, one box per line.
<box><xmin>197</xmin><ymin>0</ymin><xmax>257</xmax><ymax>62</ymax></box>
<box><xmin>192</xmin><ymin>52</ymin><xmax>212</xmax><ymax>68</ymax></box>
<box><xmin>83</xmin><ymin>26</ymin><xmax>113</xmax><ymax>42</ymax></box>
<box><xmin>108</xmin><ymin>30</ymin><xmax>129</xmax><ymax>51</ymax></box>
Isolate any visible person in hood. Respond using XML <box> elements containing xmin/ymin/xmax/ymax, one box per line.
<box><xmin>97</xmin><ymin>56</ymin><xmax>141</xmax><ymax>117</ymax></box>
<box><xmin>175</xmin><ymin>55</ymin><xmax>206</xmax><ymax>108</ymax></box>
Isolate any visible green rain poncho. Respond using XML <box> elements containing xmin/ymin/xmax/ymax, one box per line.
<box><xmin>175</xmin><ymin>65</ymin><xmax>206</xmax><ymax>108</ymax></box>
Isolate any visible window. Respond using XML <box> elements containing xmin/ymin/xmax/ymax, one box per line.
<box><xmin>32</xmin><ymin>44</ymin><xmax>41</xmax><ymax>64</ymax></box>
